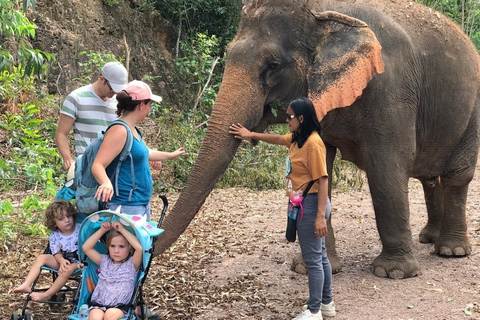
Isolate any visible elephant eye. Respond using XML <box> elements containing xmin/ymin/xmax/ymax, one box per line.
<box><xmin>266</xmin><ymin>62</ymin><xmax>280</xmax><ymax>71</ymax></box>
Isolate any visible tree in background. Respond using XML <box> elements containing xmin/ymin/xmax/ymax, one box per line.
<box><xmin>150</xmin><ymin>0</ymin><xmax>242</xmax><ymax>123</ymax></box>
<box><xmin>151</xmin><ymin>0</ymin><xmax>241</xmax><ymax>57</ymax></box>
<box><xmin>421</xmin><ymin>0</ymin><xmax>480</xmax><ymax>50</ymax></box>
<box><xmin>0</xmin><ymin>0</ymin><xmax>54</xmax><ymax>79</ymax></box>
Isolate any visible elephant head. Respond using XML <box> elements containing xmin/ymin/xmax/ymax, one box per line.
<box><xmin>154</xmin><ymin>0</ymin><xmax>384</xmax><ymax>255</ymax></box>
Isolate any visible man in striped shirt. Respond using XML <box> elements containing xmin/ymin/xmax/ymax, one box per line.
<box><xmin>55</xmin><ymin>62</ymin><xmax>128</xmax><ymax>172</ymax></box>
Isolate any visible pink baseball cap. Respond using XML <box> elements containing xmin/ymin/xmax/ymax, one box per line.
<box><xmin>124</xmin><ymin>80</ymin><xmax>162</xmax><ymax>103</ymax></box>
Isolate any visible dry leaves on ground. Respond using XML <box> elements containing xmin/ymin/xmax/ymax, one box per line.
<box><xmin>1</xmin><ymin>176</ymin><xmax>480</xmax><ymax>319</ymax></box>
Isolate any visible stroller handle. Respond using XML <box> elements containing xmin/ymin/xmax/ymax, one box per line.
<box><xmin>157</xmin><ymin>194</ymin><xmax>168</xmax><ymax>229</ymax></box>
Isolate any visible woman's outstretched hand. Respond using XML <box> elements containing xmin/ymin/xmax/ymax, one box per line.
<box><xmin>229</xmin><ymin>123</ymin><xmax>251</xmax><ymax>140</ymax></box>
<box><xmin>172</xmin><ymin>147</ymin><xmax>186</xmax><ymax>159</ymax></box>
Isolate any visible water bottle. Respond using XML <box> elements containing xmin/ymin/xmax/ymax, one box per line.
<box><xmin>78</xmin><ymin>304</ymin><xmax>89</xmax><ymax>320</ymax></box>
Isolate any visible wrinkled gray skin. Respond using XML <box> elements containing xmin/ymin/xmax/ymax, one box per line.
<box><xmin>155</xmin><ymin>0</ymin><xmax>480</xmax><ymax>279</ymax></box>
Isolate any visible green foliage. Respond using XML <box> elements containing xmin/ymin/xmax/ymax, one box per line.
<box><xmin>22</xmin><ymin>0</ymin><xmax>36</xmax><ymax>11</ymax></box>
<box><xmin>104</xmin><ymin>0</ymin><xmax>119</xmax><ymax>6</ymax></box>
<box><xmin>0</xmin><ymin>98</ymin><xmax>58</xmax><ymax>241</ymax></box>
<box><xmin>218</xmin><ymin>124</ymin><xmax>289</xmax><ymax>190</ymax></box>
<box><xmin>152</xmin><ymin>0</ymin><xmax>241</xmax><ymax>46</ymax></box>
<box><xmin>219</xmin><ymin>141</ymin><xmax>288</xmax><ymax>190</ymax></box>
<box><xmin>331</xmin><ymin>154</ymin><xmax>365</xmax><ymax>191</ymax></box>
<box><xmin>0</xmin><ymin>65</ymin><xmax>34</xmax><ymax>103</ymax></box>
<box><xmin>421</xmin><ymin>0</ymin><xmax>480</xmax><ymax>51</ymax></box>
<box><xmin>75</xmin><ymin>51</ymin><xmax>121</xmax><ymax>85</ymax></box>
<box><xmin>0</xmin><ymin>0</ymin><xmax>55</xmax><ymax>78</ymax></box>
<box><xmin>0</xmin><ymin>195</ymin><xmax>48</xmax><ymax>241</ymax></box>
<box><xmin>0</xmin><ymin>101</ymin><xmax>62</xmax><ymax>195</ymax></box>
<box><xmin>0</xmin><ymin>0</ymin><xmax>36</xmax><ymax>38</ymax></box>
<box><xmin>150</xmin><ymin>108</ymin><xmax>207</xmax><ymax>191</ymax></box>
<box><xmin>175</xmin><ymin>33</ymin><xmax>223</xmax><ymax>122</ymax></box>
<box><xmin>0</xmin><ymin>199</ymin><xmax>15</xmax><ymax>240</ymax></box>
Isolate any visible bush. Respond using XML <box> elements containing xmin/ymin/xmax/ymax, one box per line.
<box><xmin>218</xmin><ymin>125</ymin><xmax>289</xmax><ymax>190</ymax></box>
<box><xmin>0</xmin><ymin>100</ymin><xmax>62</xmax><ymax>194</ymax></box>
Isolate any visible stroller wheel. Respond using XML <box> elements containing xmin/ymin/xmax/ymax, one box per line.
<box><xmin>49</xmin><ymin>292</ymin><xmax>66</xmax><ymax>308</ymax></box>
<box><xmin>56</xmin><ymin>292</ymin><xmax>66</xmax><ymax>302</ymax></box>
<box><xmin>10</xmin><ymin>310</ymin><xmax>32</xmax><ymax>320</ymax></box>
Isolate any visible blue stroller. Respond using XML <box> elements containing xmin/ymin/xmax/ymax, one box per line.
<box><xmin>68</xmin><ymin>195</ymin><xmax>168</xmax><ymax>320</ymax></box>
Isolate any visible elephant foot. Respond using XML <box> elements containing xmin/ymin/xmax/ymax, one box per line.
<box><xmin>372</xmin><ymin>253</ymin><xmax>421</xmax><ymax>279</ymax></box>
<box><xmin>291</xmin><ymin>251</ymin><xmax>342</xmax><ymax>275</ymax></box>
<box><xmin>419</xmin><ymin>225</ymin><xmax>439</xmax><ymax>243</ymax></box>
<box><xmin>328</xmin><ymin>251</ymin><xmax>342</xmax><ymax>274</ymax></box>
<box><xmin>434</xmin><ymin>237</ymin><xmax>471</xmax><ymax>256</ymax></box>
<box><xmin>291</xmin><ymin>252</ymin><xmax>308</xmax><ymax>274</ymax></box>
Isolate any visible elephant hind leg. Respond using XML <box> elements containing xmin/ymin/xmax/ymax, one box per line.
<box><xmin>434</xmin><ymin>183</ymin><xmax>471</xmax><ymax>256</ymax></box>
<box><xmin>419</xmin><ymin>177</ymin><xmax>471</xmax><ymax>256</ymax></box>
<box><xmin>372</xmin><ymin>251</ymin><xmax>421</xmax><ymax>279</ymax></box>
<box><xmin>418</xmin><ymin>178</ymin><xmax>443</xmax><ymax>244</ymax></box>
<box><xmin>424</xmin><ymin>171</ymin><xmax>473</xmax><ymax>256</ymax></box>
<box><xmin>431</xmin><ymin>116</ymin><xmax>477</xmax><ymax>256</ymax></box>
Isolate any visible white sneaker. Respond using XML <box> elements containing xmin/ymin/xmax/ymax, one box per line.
<box><xmin>321</xmin><ymin>301</ymin><xmax>336</xmax><ymax>317</ymax></box>
<box><xmin>293</xmin><ymin>309</ymin><xmax>323</xmax><ymax>320</ymax></box>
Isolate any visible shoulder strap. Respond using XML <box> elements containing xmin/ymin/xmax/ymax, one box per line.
<box><xmin>304</xmin><ymin>180</ymin><xmax>315</xmax><ymax>196</ymax></box>
<box><xmin>107</xmin><ymin>120</ymin><xmax>137</xmax><ymax>199</ymax></box>
<box><xmin>107</xmin><ymin>120</ymin><xmax>134</xmax><ymax>158</ymax></box>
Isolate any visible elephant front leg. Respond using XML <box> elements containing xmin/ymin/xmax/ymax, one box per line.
<box><xmin>434</xmin><ymin>183</ymin><xmax>471</xmax><ymax>256</ymax></box>
<box><xmin>368</xmin><ymin>175</ymin><xmax>421</xmax><ymax>279</ymax></box>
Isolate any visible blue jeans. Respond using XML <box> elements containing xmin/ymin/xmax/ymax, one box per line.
<box><xmin>107</xmin><ymin>202</ymin><xmax>151</xmax><ymax>221</ymax></box>
<box><xmin>296</xmin><ymin>194</ymin><xmax>333</xmax><ymax>312</ymax></box>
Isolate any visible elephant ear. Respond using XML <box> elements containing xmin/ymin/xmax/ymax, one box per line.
<box><xmin>307</xmin><ymin>11</ymin><xmax>385</xmax><ymax>119</ymax></box>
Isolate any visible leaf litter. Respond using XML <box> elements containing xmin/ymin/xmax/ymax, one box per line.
<box><xmin>1</xmin><ymin>174</ymin><xmax>480</xmax><ymax>319</ymax></box>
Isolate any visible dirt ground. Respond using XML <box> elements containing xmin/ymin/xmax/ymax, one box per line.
<box><xmin>2</xmin><ymin>165</ymin><xmax>480</xmax><ymax>319</ymax></box>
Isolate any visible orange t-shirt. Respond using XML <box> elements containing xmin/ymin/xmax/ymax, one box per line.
<box><xmin>282</xmin><ymin>132</ymin><xmax>327</xmax><ymax>194</ymax></box>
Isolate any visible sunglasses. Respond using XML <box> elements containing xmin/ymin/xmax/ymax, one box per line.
<box><xmin>286</xmin><ymin>113</ymin><xmax>296</xmax><ymax>121</ymax></box>
<box><xmin>104</xmin><ymin>79</ymin><xmax>114</xmax><ymax>92</ymax></box>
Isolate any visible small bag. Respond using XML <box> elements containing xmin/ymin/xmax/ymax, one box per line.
<box><xmin>286</xmin><ymin>206</ymin><xmax>300</xmax><ymax>242</ymax></box>
<box><xmin>285</xmin><ymin>180</ymin><xmax>315</xmax><ymax>242</ymax></box>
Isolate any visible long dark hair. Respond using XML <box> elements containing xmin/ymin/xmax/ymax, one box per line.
<box><xmin>290</xmin><ymin>97</ymin><xmax>321</xmax><ymax>148</ymax></box>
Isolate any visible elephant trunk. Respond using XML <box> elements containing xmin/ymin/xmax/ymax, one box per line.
<box><xmin>154</xmin><ymin>69</ymin><xmax>263</xmax><ymax>255</ymax></box>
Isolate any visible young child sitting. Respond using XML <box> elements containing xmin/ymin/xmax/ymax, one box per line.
<box><xmin>14</xmin><ymin>200</ymin><xmax>80</xmax><ymax>301</ymax></box>
<box><xmin>82</xmin><ymin>219</ymin><xmax>142</xmax><ymax>320</ymax></box>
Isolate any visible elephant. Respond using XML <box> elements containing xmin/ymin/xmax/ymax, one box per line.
<box><xmin>155</xmin><ymin>0</ymin><xmax>480</xmax><ymax>279</ymax></box>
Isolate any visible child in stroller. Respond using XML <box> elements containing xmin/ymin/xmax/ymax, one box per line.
<box><xmin>68</xmin><ymin>204</ymin><xmax>165</xmax><ymax>320</ymax></box>
<box><xmin>14</xmin><ymin>200</ymin><xmax>81</xmax><ymax>301</ymax></box>
<box><xmin>11</xmin><ymin>200</ymin><xmax>83</xmax><ymax>320</ymax></box>
<box><xmin>82</xmin><ymin>217</ymin><xmax>142</xmax><ymax>319</ymax></box>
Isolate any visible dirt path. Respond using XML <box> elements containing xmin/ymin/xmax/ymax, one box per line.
<box><xmin>2</xmin><ymin>168</ymin><xmax>480</xmax><ymax>319</ymax></box>
<box><xmin>150</xmin><ymin>172</ymin><xmax>480</xmax><ymax>319</ymax></box>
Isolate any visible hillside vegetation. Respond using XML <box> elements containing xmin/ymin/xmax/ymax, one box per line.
<box><xmin>0</xmin><ymin>0</ymin><xmax>478</xmax><ymax>241</ymax></box>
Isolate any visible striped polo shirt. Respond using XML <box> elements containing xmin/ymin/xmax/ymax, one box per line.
<box><xmin>61</xmin><ymin>84</ymin><xmax>118</xmax><ymax>156</ymax></box>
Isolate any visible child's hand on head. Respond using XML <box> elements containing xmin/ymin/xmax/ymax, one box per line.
<box><xmin>112</xmin><ymin>220</ymin><xmax>123</xmax><ymax>231</ymax></box>
<box><xmin>101</xmin><ymin>221</ymin><xmax>112</xmax><ymax>231</ymax></box>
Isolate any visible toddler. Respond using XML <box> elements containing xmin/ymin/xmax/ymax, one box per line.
<box><xmin>14</xmin><ymin>200</ymin><xmax>80</xmax><ymax>301</ymax></box>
